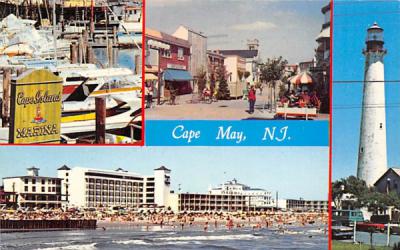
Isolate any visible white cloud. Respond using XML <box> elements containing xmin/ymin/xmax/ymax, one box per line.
<box><xmin>230</xmin><ymin>21</ymin><xmax>277</xmax><ymax>31</ymax></box>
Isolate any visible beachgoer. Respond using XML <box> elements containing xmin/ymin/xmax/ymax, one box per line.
<box><xmin>204</xmin><ymin>221</ymin><xmax>208</xmax><ymax>231</ymax></box>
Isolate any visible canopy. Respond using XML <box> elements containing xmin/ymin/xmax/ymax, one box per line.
<box><xmin>145</xmin><ymin>73</ymin><xmax>158</xmax><ymax>81</ymax></box>
<box><xmin>163</xmin><ymin>69</ymin><xmax>193</xmax><ymax>82</ymax></box>
<box><xmin>289</xmin><ymin>72</ymin><xmax>314</xmax><ymax>85</ymax></box>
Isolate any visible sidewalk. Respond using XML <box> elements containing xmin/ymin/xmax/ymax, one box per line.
<box><xmin>146</xmin><ymin>92</ymin><xmax>329</xmax><ymax>120</ymax></box>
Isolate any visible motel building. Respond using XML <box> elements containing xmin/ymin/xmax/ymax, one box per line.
<box><xmin>2</xmin><ymin>167</ymin><xmax>63</xmax><ymax>209</ymax></box>
<box><xmin>169</xmin><ymin>179</ymin><xmax>275</xmax><ymax>213</ymax></box>
<box><xmin>283</xmin><ymin>199</ymin><xmax>328</xmax><ymax>212</ymax></box>
<box><xmin>57</xmin><ymin>165</ymin><xmax>171</xmax><ymax>209</ymax></box>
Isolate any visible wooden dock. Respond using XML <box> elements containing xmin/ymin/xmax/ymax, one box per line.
<box><xmin>0</xmin><ymin>219</ymin><xmax>97</xmax><ymax>233</ymax></box>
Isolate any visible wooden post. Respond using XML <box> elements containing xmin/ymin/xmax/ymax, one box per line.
<box><xmin>70</xmin><ymin>42</ymin><xmax>78</xmax><ymax>64</ymax></box>
<box><xmin>86</xmin><ymin>45</ymin><xmax>94</xmax><ymax>64</ymax></box>
<box><xmin>113</xmin><ymin>26</ymin><xmax>117</xmax><ymax>44</ymax></box>
<box><xmin>95</xmin><ymin>97</ymin><xmax>106</xmax><ymax>144</ymax></box>
<box><xmin>16</xmin><ymin>68</ymin><xmax>24</xmax><ymax>77</ymax></box>
<box><xmin>78</xmin><ymin>37</ymin><xmax>83</xmax><ymax>64</ymax></box>
<box><xmin>108</xmin><ymin>39</ymin><xmax>113</xmax><ymax>67</ymax></box>
<box><xmin>2</xmin><ymin>69</ymin><xmax>11</xmax><ymax>127</ymax></box>
<box><xmin>82</xmin><ymin>29</ymin><xmax>88</xmax><ymax>56</ymax></box>
<box><xmin>135</xmin><ymin>54</ymin><xmax>140</xmax><ymax>75</ymax></box>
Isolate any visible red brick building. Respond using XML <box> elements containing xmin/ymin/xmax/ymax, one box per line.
<box><xmin>145</xmin><ymin>28</ymin><xmax>193</xmax><ymax>97</ymax></box>
<box><xmin>0</xmin><ymin>186</ymin><xmax>17</xmax><ymax>208</ymax></box>
<box><xmin>207</xmin><ymin>50</ymin><xmax>226</xmax><ymax>81</ymax></box>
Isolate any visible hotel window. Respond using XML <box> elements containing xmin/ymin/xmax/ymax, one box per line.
<box><xmin>32</xmin><ymin>186</ymin><xmax>36</xmax><ymax>192</ymax></box>
<box><xmin>178</xmin><ymin>48</ymin><xmax>184</xmax><ymax>60</ymax></box>
<box><xmin>161</xmin><ymin>49</ymin><xmax>171</xmax><ymax>58</ymax></box>
<box><xmin>48</xmin><ymin>187</ymin><xmax>51</xmax><ymax>192</ymax></box>
<box><xmin>24</xmin><ymin>179</ymin><xmax>28</xmax><ymax>184</ymax></box>
<box><xmin>24</xmin><ymin>186</ymin><xmax>28</xmax><ymax>192</ymax></box>
<box><xmin>41</xmin><ymin>179</ymin><xmax>45</xmax><ymax>185</ymax></box>
<box><xmin>32</xmin><ymin>179</ymin><xmax>36</xmax><ymax>184</ymax></box>
<box><xmin>41</xmin><ymin>187</ymin><xmax>45</xmax><ymax>192</ymax></box>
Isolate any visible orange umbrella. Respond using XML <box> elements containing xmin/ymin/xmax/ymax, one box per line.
<box><xmin>289</xmin><ymin>72</ymin><xmax>314</xmax><ymax>85</ymax></box>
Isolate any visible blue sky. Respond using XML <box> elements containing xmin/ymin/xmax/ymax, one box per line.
<box><xmin>333</xmin><ymin>1</ymin><xmax>400</xmax><ymax>180</ymax></box>
<box><xmin>147</xmin><ymin>0</ymin><xmax>327</xmax><ymax>64</ymax></box>
<box><xmin>0</xmin><ymin>146</ymin><xmax>328</xmax><ymax>200</ymax></box>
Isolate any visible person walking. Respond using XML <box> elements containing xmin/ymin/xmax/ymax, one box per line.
<box><xmin>145</xmin><ymin>83</ymin><xmax>153</xmax><ymax>108</ymax></box>
<box><xmin>248</xmin><ymin>85</ymin><xmax>256</xmax><ymax>114</ymax></box>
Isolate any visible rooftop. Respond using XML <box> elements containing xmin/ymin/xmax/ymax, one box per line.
<box><xmin>146</xmin><ymin>28</ymin><xmax>190</xmax><ymax>48</ymax></box>
<box><xmin>57</xmin><ymin>165</ymin><xmax>70</xmax><ymax>171</ymax></box>
<box><xmin>154</xmin><ymin>166</ymin><xmax>171</xmax><ymax>171</ymax></box>
<box><xmin>219</xmin><ymin>50</ymin><xmax>258</xmax><ymax>59</ymax></box>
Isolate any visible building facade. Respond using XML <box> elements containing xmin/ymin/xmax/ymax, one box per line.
<box><xmin>223</xmin><ymin>55</ymin><xmax>246</xmax><ymax>97</ymax></box>
<box><xmin>224</xmin><ymin>55</ymin><xmax>246</xmax><ymax>84</ymax></box>
<box><xmin>284</xmin><ymin>199</ymin><xmax>328</xmax><ymax>212</ymax></box>
<box><xmin>207</xmin><ymin>50</ymin><xmax>226</xmax><ymax>82</ymax></box>
<box><xmin>374</xmin><ymin>168</ymin><xmax>400</xmax><ymax>195</ymax></box>
<box><xmin>173</xmin><ymin>25</ymin><xmax>208</xmax><ymax>80</ymax></box>
<box><xmin>3</xmin><ymin>167</ymin><xmax>62</xmax><ymax>208</ymax></box>
<box><xmin>209</xmin><ymin>179</ymin><xmax>274</xmax><ymax>209</ymax></box>
<box><xmin>311</xmin><ymin>3</ymin><xmax>331</xmax><ymax>113</ymax></box>
<box><xmin>0</xmin><ymin>186</ymin><xmax>17</xmax><ymax>208</ymax></box>
<box><xmin>171</xmin><ymin>179</ymin><xmax>274</xmax><ymax>213</ymax></box>
<box><xmin>57</xmin><ymin>166</ymin><xmax>171</xmax><ymax>209</ymax></box>
<box><xmin>220</xmin><ymin>39</ymin><xmax>260</xmax><ymax>85</ymax></box>
<box><xmin>145</xmin><ymin>28</ymin><xmax>192</xmax><ymax>97</ymax></box>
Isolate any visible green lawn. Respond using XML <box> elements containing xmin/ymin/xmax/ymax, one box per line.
<box><xmin>332</xmin><ymin>241</ymin><xmax>392</xmax><ymax>250</ymax></box>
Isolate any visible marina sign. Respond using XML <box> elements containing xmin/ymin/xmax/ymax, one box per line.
<box><xmin>9</xmin><ymin>69</ymin><xmax>63</xmax><ymax>144</ymax></box>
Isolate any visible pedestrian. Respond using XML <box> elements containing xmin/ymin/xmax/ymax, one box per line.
<box><xmin>145</xmin><ymin>83</ymin><xmax>153</xmax><ymax>108</ymax></box>
<box><xmin>248</xmin><ymin>85</ymin><xmax>256</xmax><ymax>114</ymax></box>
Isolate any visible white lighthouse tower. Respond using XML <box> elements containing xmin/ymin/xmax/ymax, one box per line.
<box><xmin>357</xmin><ymin>22</ymin><xmax>388</xmax><ymax>186</ymax></box>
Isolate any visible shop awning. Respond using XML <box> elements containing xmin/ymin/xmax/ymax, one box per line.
<box><xmin>145</xmin><ymin>73</ymin><xmax>158</xmax><ymax>81</ymax></box>
<box><xmin>163</xmin><ymin>69</ymin><xmax>193</xmax><ymax>82</ymax></box>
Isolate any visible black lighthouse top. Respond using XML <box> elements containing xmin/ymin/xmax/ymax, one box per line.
<box><xmin>366</xmin><ymin>22</ymin><xmax>385</xmax><ymax>52</ymax></box>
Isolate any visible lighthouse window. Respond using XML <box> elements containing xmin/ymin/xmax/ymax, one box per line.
<box><xmin>360</xmin><ymin>147</ymin><xmax>364</xmax><ymax>153</ymax></box>
<box><xmin>380</xmin><ymin>123</ymin><xmax>383</xmax><ymax>129</ymax></box>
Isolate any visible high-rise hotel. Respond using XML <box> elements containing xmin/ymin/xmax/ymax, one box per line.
<box><xmin>2</xmin><ymin>166</ymin><xmax>171</xmax><ymax>209</ymax></box>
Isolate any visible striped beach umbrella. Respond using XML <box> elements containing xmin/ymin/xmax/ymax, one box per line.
<box><xmin>289</xmin><ymin>72</ymin><xmax>314</xmax><ymax>85</ymax></box>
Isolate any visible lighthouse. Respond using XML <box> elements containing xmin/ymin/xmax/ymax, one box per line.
<box><xmin>357</xmin><ymin>22</ymin><xmax>388</xmax><ymax>186</ymax></box>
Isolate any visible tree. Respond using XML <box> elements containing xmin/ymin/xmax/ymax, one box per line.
<box><xmin>331</xmin><ymin>176</ymin><xmax>369</xmax><ymax>209</ymax></box>
<box><xmin>332</xmin><ymin>175</ymin><xmax>400</xmax><ymax>214</ymax></box>
<box><xmin>217</xmin><ymin>75</ymin><xmax>230</xmax><ymax>100</ymax></box>
<box><xmin>196</xmin><ymin>68</ymin><xmax>207</xmax><ymax>93</ymax></box>
<box><xmin>260</xmin><ymin>56</ymin><xmax>288</xmax><ymax>112</ymax></box>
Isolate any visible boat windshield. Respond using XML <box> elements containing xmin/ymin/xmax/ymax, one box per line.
<box><xmin>99</xmin><ymin>75</ymin><xmax>141</xmax><ymax>90</ymax></box>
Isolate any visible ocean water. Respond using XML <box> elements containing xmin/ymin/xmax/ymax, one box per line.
<box><xmin>93</xmin><ymin>48</ymin><xmax>141</xmax><ymax>72</ymax></box>
<box><xmin>0</xmin><ymin>224</ymin><xmax>328</xmax><ymax>250</ymax></box>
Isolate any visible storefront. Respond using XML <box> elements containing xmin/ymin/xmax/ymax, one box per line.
<box><xmin>163</xmin><ymin>69</ymin><xmax>193</xmax><ymax>95</ymax></box>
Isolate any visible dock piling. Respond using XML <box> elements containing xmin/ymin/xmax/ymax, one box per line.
<box><xmin>70</xmin><ymin>42</ymin><xmax>78</xmax><ymax>64</ymax></box>
<box><xmin>135</xmin><ymin>54</ymin><xmax>140</xmax><ymax>75</ymax></box>
<box><xmin>95</xmin><ymin>97</ymin><xmax>106</xmax><ymax>144</ymax></box>
<box><xmin>2</xmin><ymin>68</ymin><xmax>11</xmax><ymax>127</ymax></box>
